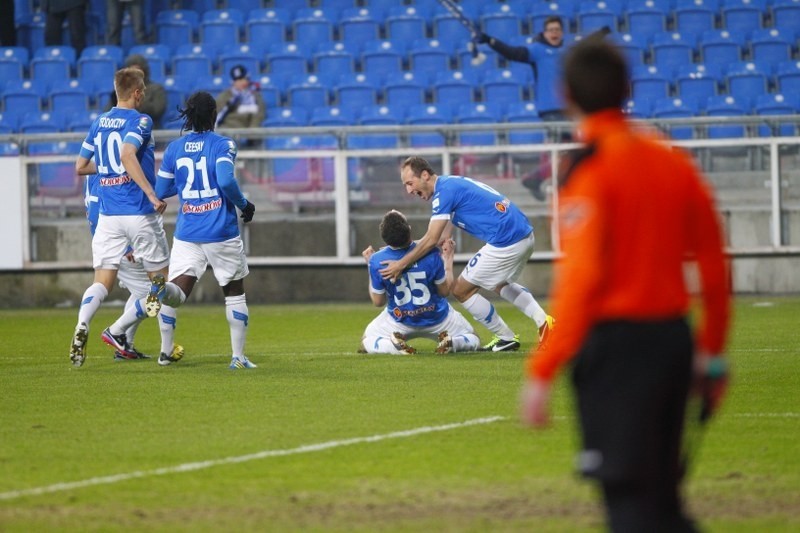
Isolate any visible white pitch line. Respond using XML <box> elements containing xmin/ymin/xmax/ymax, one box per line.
<box><xmin>0</xmin><ymin>416</ymin><xmax>506</xmax><ymax>502</ymax></box>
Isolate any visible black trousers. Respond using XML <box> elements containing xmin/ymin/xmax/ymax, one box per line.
<box><xmin>45</xmin><ymin>6</ymin><xmax>86</xmax><ymax>56</ymax></box>
<box><xmin>571</xmin><ymin>319</ymin><xmax>697</xmax><ymax>533</ymax></box>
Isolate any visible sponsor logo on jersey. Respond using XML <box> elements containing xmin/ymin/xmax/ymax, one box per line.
<box><xmin>392</xmin><ymin>303</ymin><xmax>436</xmax><ymax>320</ymax></box>
<box><xmin>495</xmin><ymin>198</ymin><xmax>510</xmax><ymax>213</ymax></box>
<box><xmin>182</xmin><ymin>198</ymin><xmax>223</xmax><ymax>214</ymax></box>
<box><xmin>99</xmin><ymin>175</ymin><xmax>132</xmax><ymax>186</ymax></box>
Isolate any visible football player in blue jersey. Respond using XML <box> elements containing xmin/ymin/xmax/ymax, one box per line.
<box><xmin>70</xmin><ymin>67</ymin><xmax>172</xmax><ymax>367</ymax></box>
<box><xmin>82</xmin><ymin>173</ymin><xmax>182</xmax><ymax>362</ymax></box>
<box><xmin>361</xmin><ymin>210</ymin><xmax>480</xmax><ymax>355</ymax></box>
<box><xmin>152</xmin><ymin>91</ymin><xmax>257</xmax><ymax>370</ymax></box>
<box><xmin>380</xmin><ymin>157</ymin><xmax>555</xmax><ymax>352</ymax></box>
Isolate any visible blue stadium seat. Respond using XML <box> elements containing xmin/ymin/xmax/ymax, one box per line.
<box><xmin>0</xmin><ymin>141</ymin><xmax>21</xmax><ymax>155</ymax></box>
<box><xmin>505</xmin><ymin>101</ymin><xmax>546</xmax><ymax>144</ymax></box>
<box><xmin>481</xmin><ymin>68</ymin><xmax>525</xmax><ymax>104</ymax></box>
<box><xmin>127</xmin><ymin>44</ymin><xmax>171</xmax><ymax>82</ymax></box>
<box><xmin>455</xmin><ymin>41</ymin><xmax>501</xmax><ymax>77</ymax></box>
<box><xmin>725</xmin><ymin>61</ymin><xmax>770</xmax><ymax>99</ymax></box>
<box><xmin>721</xmin><ymin>0</ymin><xmax>765</xmax><ymax>35</ymax></box>
<box><xmin>623</xmin><ymin>96</ymin><xmax>654</xmax><ymax>118</ymax></box>
<box><xmin>349</xmin><ymin>104</ymin><xmax>402</xmax><ymax>149</ymax></box>
<box><xmin>406</xmin><ymin>103</ymin><xmax>452</xmax><ymax>147</ymax></box>
<box><xmin>698</xmin><ymin>30</ymin><xmax>743</xmax><ymax>67</ymax></box>
<box><xmin>313</xmin><ymin>42</ymin><xmax>356</xmax><ymax>78</ymax></box>
<box><xmin>626</xmin><ymin>1</ymin><xmax>668</xmax><ymax>43</ymax></box>
<box><xmin>161</xmin><ymin>76</ymin><xmax>190</xmax><ymax>128</ymax></box>
<box><xmin>0</xmin><ymin>54</ymin><xmax>24</xmax><ymax>87</ymax></box>
<box><xmin>33</xmin><ymin>45</ymin><xmax>77</xmax><ymax>68</ymax></box>
<box><xmin>652</xmin><ymin>97</ymin><xmax>700</xmax><ymax>139</ymax></box>
<box><xmin>18</xmin><ymin>13</ymin><xmax>46</xmax><ymax>55</ymax></box>
<box><xmin>80</xmin><ymin>45</ymin><xmax>124</xmax><ymax>67</ymax></box>
<box><xmin>293</xmin><ymin>8</ymin><xmax>335</xmax><ymax>45</ymax></box>
<box><xmin>185</xmin><ymin>0</ymin><xmax>218</xmax><ymax>14</ymax></box>
<box><xmin>576</xmin><ymin>0</ymin><xmax>621</xmax><ymax>33</ymax></box>
<box><xmin>2</xmin><ymin>79</ymin><xmax>46</xmax><ymax>114</ymax></box>
<box><xmin>49</xmin><ymin>78</ymin><xmax>92</xmax><ymax>114</ymax></box>
<box><xmin>310</xmin><ymin>105</ymin><xmax>356</xmax><ymax>126</ymax></box>
<box><xmin>172</xmin><ymin>45</ymin><xmax>214</xmax><ymax>79</ymax></box>
<box><xmin>338</xmin><ymin>7</ymin><xmax>383</xmax><ymax>49</ymax></box>
<box><xmin>255</xmin><ymin>73</ymin><xmax>286</xmax><ymax>107</ymax></box>
<box><xmin>320</xmin><ymin>0</ymin><xmax>357</xmax><ymax>10</ymax></box>
<box><xmin>749</xmin><ymin>28</ymin><xmax>794</xmax><ymax>64</ymax></box>
<box><xmin>674</xmin><ymin>64</ymin><xmax>721</xmax><ymax>105</ymax></box>
<box><xmin>218</xmin><ymin>44</ymin><xmax>261</xmax><ymax>81</ymax></box>
<box><xmin>386</xmin><ymin>6</ymin><xmax>428</xmax><ymax>44</ymax></box>
<box><xmin>455</xmin><ymin>102</ymin><xmax>503</xmax><ymax>146</ymax></box>
<box><xmin>409</xmin><ymin>38</ymin><xmax>454</xmax><ymax>77</ymax></box>
<box><xmin>30</xmin><ymin>53</ymin><xmax>72</xmax><ymax>91</ymax></box>
<box><xmin>651</xmin><ymin>32</ymin><xmax>696</xmax><ymax>72</ymax></box>
<box><xmin>195</xmin><ymin>74</ymin><xmax>228</xmax><ymax>95</ymax></box>
<box><xmin>753</xmin><ymin>92</ymin><xmax>798</xmax><ymax>136</ymax></box>
<box><xmin>266</xmin><ymin>43</ymin><xmax>310</xmax><ymax>78</ymax></box>
<box><xmin>246</xmin><ymin>8</ymin><xmax>289</xmax><ymax>44</ymax></box>
<box><xmin>333</xmin><ymin>72</ymin><xmax>380</xmax><ymax>111</ymax></box>
<box><xmin>772</xmin><ymin>0</ymin><xmax>800</xmax><ymax>33</ymax></box>
<box><xmin>0</xmin><ymin>109</ymin><xmax>23</xmax><ymax>133</ymax></box>
<box><xmin>480</xmin><ymin>2</ymin><xmax>524</xmax><ymax>39</ymax></box>
<box><xmin>156</xmin><ymin>10</ymin><xmax>199</xmax><ymax>53</ymax></box>
<box><xmin>19</xmin><ymin>110</ymin><xmax>69</xmax><ymax>133</ymax></box>
<box><xmin>0</xmin><ymin>46</ymin><xmax>30</xmax><ymax>65</ymax></box>
<box><xmin>705</xmin><ymin>95</ymin><xmax>748</xmax><ymax>138</ymax></box>
<box><xmin>200</xmin><ymin>9</ymin><xmax>245</xmax><ymax>53</ymax></box>
<box><xmin>775</xmin><ymin>61</ymin><xmax>800</xmax><ymax>95</ymax></box>
<box><xmin>631</xmin><ymin>64</ymin><xmax>672</xmax><ymax>101</ymax></box>
<box><xmin>530</xmin><ymin>2</ymin><xmax>575</xmax><ymax>35</ymax></box>
<box><xmin>610</xmin><ymin>32</ymin><xmax>647</xmax><ymax>67</ymax></box>
<box><xmin>673</xmin><ymin>2</ymin><xmax>716</xmax><ymax>36</ymax></box>
<box><xmin>287</xmin><ymin>74</ymin><xmax>330</xmax><ymax>111</ymax></box>
<box><xmin>360</xmin><ymin>40</ymin><xmax>405</xmax><ymax>80</ymax></box>
<box><xmin>383</xmin><ymin>71</ymin><xmax>428</xmax><ymax>107</ymax></box>
<box><xmin>432</xmin><ymin>69</ymin><xmax>478</xmax><ymax>104</ymax></box>
<box><xmin>77</xmin><ymin>55</ymin><xmax>119</xmax><ymax>94</ymax></box>
<box><xmin>433</xmin><ymin>2</ymin><xmax>480</xmax><ymax>43</ymax></box>
<box><xmin>227</xmin><ymin>0</ymin><xmax>264</xmax><ymax>13</ymax></box>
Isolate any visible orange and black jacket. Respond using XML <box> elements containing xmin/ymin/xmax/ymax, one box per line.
<box><xmin>527</xmin><ymin>109</ymin><xmax>731</xmax><ymax>382</ymax></box>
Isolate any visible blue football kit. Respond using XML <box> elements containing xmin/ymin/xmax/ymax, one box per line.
<box><xmin>431</xmin><ymin>175</ymin><xmax>532</xmax><ymax>247</ymax></box>
<box><xmin>156</xmin><ymin>131</ymin><xmax>248</xmax><ymax>243</ymax></box>
<box><xmin>79</xmin><ymin>107</ymin><xmax>156</xmax><ymax>216</ymax></box>
<box><xmin>369</xmin><ymin>243</ymin><xmax>449</xmax><ymax>328</ymax></box>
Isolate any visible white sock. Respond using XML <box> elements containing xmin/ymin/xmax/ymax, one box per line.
<box><xmin>109</xmin><ymin>297</ymin><xmax>148</xmax><ymax>336</ymax></box>
<box><xmin>499</xmin><ymin>283</ymin><xmax>547</xmax><ymax>327</ymax></box>
<box><xmin>225</xmin><ymin>294</ymin><xmax>248</xmax><ymax>358</ymax></box>
<box><xmin>362</xmin><ymin>336</ymin><xmax>404</xmax><ymax>354</ymax></box>
<box><xmin>451</xmin><ymin>333</ymin><xmax>481</xmax><ymax>352</ymax></box>
<box><xmin>159</xmin><ymin>304</ymin><xmax>177</xmax><ymax>355</ymax></box>
<box><xmin>123</xmin><ymin>294</ymin><xmax>140</xmax><ymax>346</ymax></box>
<box><xmin>461</xmin><ymin>294</ymin><xmax>515</xmax><ymax>339</ymax></box>
<box><xmin>162</xmin><ymin>282</ymin><xmax>186</xmax><ymax>308</ymax></box>
<box><xmin>77</xmin><ymin>283</ymin><xmax>108</xmax><ymax>328</ymax></box>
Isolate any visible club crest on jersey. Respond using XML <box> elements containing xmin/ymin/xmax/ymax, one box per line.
<box><xmin>495</xmin><ymin>198</ymin><xmax>510</xmax><ymax>213</ymax></box>
<box><xmin>137</xmin><ymin>116</ymin><xmax>151</xmax><ymax>133</ymax></box>
<box><xmin>393</xmin><ymin>308</ymin><xmax>403</xmax><ymax>319</ymax></box>
<box><xmin>226</xmin><ymin>140</ymin><xmax>237</xmax><ymax>156</ymax></box>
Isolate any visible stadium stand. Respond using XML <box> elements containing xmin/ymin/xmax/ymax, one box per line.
<box><xmin>338</xmin><ymin>7</ymin><xmax>383</xmax><ymax>49</ymax></box>
<box><xmin>333</xmin><ymin>72</ymin><xmax>381</xmax><ymax>111</ymax></box>
<box><xmin>360</xmin><ymin>40</ymin><xmax>405</xmax><ymax>79</ymax></box>
<box><xmin>245</xmin><ymin>8</ymin><xmax>289</xmax><ymax>44</ymax></box>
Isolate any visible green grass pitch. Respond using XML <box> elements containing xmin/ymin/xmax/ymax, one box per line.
<box><xmin>0</xmin><ymin>298</ymin><xmax>798</xmax><ymax>532</ymax></box>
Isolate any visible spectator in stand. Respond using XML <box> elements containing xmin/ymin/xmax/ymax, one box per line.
<box><xmin>106</xmin><ymin>0</ymin><xmax>148</xmax><ymax>46</ymax></box>
<box><xmin>106</xmin><ymin>55</ymin><xmax>166</xmax><ymax>128</ymax></box>
<box><xmin>43</xmin><ymin>0</ymin><xmax>87</xmax><ymax>56</ymax></box>
<box><xmin>215</xmin><ymin>65</ymin><xmax>265</xmax><ymax>129</ymax></box>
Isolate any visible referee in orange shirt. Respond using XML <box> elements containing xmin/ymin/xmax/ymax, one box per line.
<box><xmin>521</xmin><ymin>39</ymin><xmax>731</xmax><ymax>531</ymax></box>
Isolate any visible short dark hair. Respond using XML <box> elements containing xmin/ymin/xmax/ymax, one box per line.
<box><xmin>543</xmin><ymin>16</ymin><xmax>563</xmax><ymax>29</ymax></box>
<box><xmin>563</xmin><ymin>39</ymin><xmax>629</xmax><ymax>114</ymax></box>
<box><xmin>179</xmin><ymin>91</ymin><xmax>217</xmax><ymax>134</ymax></box>
<box><xmin>401</xmin><ymin>156</ymin><xmax>435</xmax><ymax>178</ymax></box>
<box><xmin>380</xmin><ymin>210</ymin><xmax>411</xmax><ymax>248</ymax></box>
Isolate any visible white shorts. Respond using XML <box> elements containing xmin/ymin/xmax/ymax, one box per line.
<box><xmin>92</xmin><ymin>213</ymin><xmax>170</xmax><ymax>271</ymax></box>
<box><xmin>461</xmin><ymin>232</ymin><xmax>535</xmax><ymax>290</ymax></box>
<box><xmin>169</xmin><ymin>236</ymin><xmax>249</xmax><ymax>287</ymax></box>
<box><xmin>117</xmin><ymin>256</ymin><xmax>151</xmax><ymax>298</ymax></box>
<box><xmin>363</xmin><ymin>304</ymin><xmax>475</xmax><ymax>342</ymax></box>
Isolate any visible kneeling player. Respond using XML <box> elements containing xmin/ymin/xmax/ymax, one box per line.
<box><xmin>361</xmin><ymin>210</ymin><xmax>480</xmax><ymax>354</ymax></box>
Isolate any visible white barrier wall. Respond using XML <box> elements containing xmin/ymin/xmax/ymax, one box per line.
<box><xmin>0</xmin><ymin>158</ymin><xmax>24</xmax><ymax>269</ymax></box>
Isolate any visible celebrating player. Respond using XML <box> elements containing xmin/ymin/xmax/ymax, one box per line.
<box><xmin>70</xmin><ymin>67</ymin><xmax>171</xmax><ymax>367</ymax></box>
<box><xmin>361</xmin><ymin>210</ymin><xmax>480</xmax><ymax>355</ymax></box>
<box><xmin>152</xmin><ymin>91</ymin><xmax>257</xmax><ymax>370</ymax></box>
<box><xmin>380</xmin><ymin>157</ymin><xmax>554</xmax><ymax>352</ymax></box>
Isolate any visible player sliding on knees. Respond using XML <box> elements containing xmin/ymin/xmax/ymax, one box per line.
<box><xmin>151</xmin><ymin>91</ymin><xmax>257</xmax><ymax>370</ymax></box>
<box><xmin>380</xmin><ymin>157</ymin><xmax>554</xmax><ymax>352</ymax></box>
<box><xmin>361</xmin><ymin>210</ymin><xmax>481</xmax><ymax>355</ymax></box>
